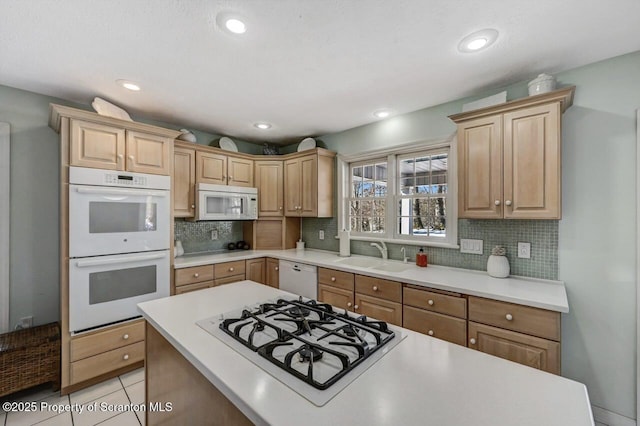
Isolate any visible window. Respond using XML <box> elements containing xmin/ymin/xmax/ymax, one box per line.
<box><xmin>342</xmin><ymin>140</ymin><xmax>456</xmax><ymax>247</ymax></box>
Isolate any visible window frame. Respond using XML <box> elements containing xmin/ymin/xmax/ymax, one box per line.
<box><xmin>337</xmin><ymin>135</ymin><xmax>458</xmax><ymax>248</ymax></box>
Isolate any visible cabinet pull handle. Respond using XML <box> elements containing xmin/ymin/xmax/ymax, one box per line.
<box><xmin>123</xmin><ymin>354</ymin><xmax>130</xmax><ymax>360</ymax></box>
<box><xmin>494</xmin><ymin>200</ymin><xmax>501</xmax><ymax>206</ymax></box>
<box><xmin>427</xmin><ymin>299</ymin><xmax>434</xmax><ymax>306</ymax></box>
<box><xmin>505</xmin><ymin>313</ymin><xmax>513</xmax><ymax>321</ymax></box>
<box><xmin>123</xmin><ymin>334</ymin><xmax>129</xmax><ymax>340</ymax></box>
<box><xmin>331</xmin><ymin>277</ymin><xmax>336</xmax><ymax>282</ymax></box>
<box><xmin>470</xmin><ymin>338</ymin><xmax>476</xmax><ymax>345</ymax></box>
<box><xmin>347</xmin><ymin>302</ymin><xmax>352</xmax><ymax>307</ymax></box>
<box><xmin>229</xmin><ymin>267</ymin><xmax>234</xmax><ymax>272</ymax></box>
<box><xmin>194</xmin><ymin>273</ymin><xmax>199</xmax><ymax>278</ymax></box>
<box><xmin>505</xmin><ymin>200</ymin><xmax>512</xmax><ymax>206</ymax></box>
<box><xmin>428</xmin><ymin>330</ymin><xmax>434</xmax><ymax>336</ymax></box>
<box><xmin>354</xmin><ymin>305</ymin><xmax>359</xmax><ymax>310</ymax></box>
<box><xmin>372</xmin><ymin>286</ymin><xmax>378</xmax><ymax>291</ymax></box>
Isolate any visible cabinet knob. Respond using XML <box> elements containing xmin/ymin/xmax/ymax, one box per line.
<box><xmin>222</xmin><ymin>175</ymin><xmax>226</xmax><ymax>180</ymax></box>
<box><xmin>128</xmin><ymin>155</ymin><xmax>134</xmax><ymax>161</ymax></box>
<box><xmin>428</xmin><ymin>330</ymin><xmax>434</xmax><ymax>336</ymax></box>
<box><xmin>279</xmin><ymin>206</ymin><xmax>283</xmax><ymax>210</ymax></box>
<box><xmin>505</xmin><ymin>200</ymin><xmax>512</xmax><ymax>206</ymax></box>
<box><xmin>494</xmin><ymin>200</ymin><xmax>501</xmax><ymax>206</ymax></box>
<box><xmin>229</xmin><ymin>267</ymin><xmax>234</xmax><ymax>272</ymax></box>
<box><xmin>123</xmin><ymin>334</ymin><xmax>129</xmax><ymax>340</ymax></box>
<box><xmin>354</xmin><ymin>305</ymin><xmax>359</xmax><ymax>310</ymax></box>
<box><xmin>191</xmin><ymin>204</ymin><xmax>195</xmax><ymax>209</ymax></box>
<box><xmin>427</xmin><ymin>299</ymin><xmax>434</xmax><ymax>306</ymax></box>
<box><xmin>275</xmin><ymin>266</ymin><xmax>279</xmax><ymax>271</ymax></box>
<box><xmin>505</xmin><ymin>313</ymin><xmax>513</xmax><ymax>321</ymax></box>
<box><xmin>470</xmin><ymin>338</ymin><xmax>476</xmax><ymax>345</ymax></box>
<box><xmin>194</xmin><ymin>273</ymin><xmax>199</xmax><ymax>278</ymax></box>
<box><xmin>123</xmin><ymin>354</ymin><xmax>129</xmax><ymax>360</ymax></box>
<box><xmin>229</xmin><ymin>175</ymin><xmax>233</xmax><ymax>180</ymax></box>
<box><xmin>331</xmin><ymin>277</ymin><xmax>336</xmax><ymax>282</ymax></box>
<box><xmin>347</xmin><ymin>302</ymin><xmax>352</xmax><ymax>307</ymax></box>
<box><xmin>117</xmin><ymin>154</ymin><xmax>124</xmax><ymax>164</ymax></box>
<box><xmin>372</xmin><ymin>286</ymin><xmax>379</xmax><ymax>291</ymax></box>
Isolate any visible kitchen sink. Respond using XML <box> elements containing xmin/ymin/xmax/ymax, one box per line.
<box><xmin>334</xmin><ymin>257</ymin><xmax>379</xmax><ymax>268</ymax></box>
<box><xmin>370</xmin><ymin>262</ymin><xmax>412</xmax><ymax>273</ymax></box>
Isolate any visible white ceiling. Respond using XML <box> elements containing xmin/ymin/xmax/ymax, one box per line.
<box><xmin>1</xmin><ymin>1</ymin><xmax>639</xmax><ymax>145</ymax></box>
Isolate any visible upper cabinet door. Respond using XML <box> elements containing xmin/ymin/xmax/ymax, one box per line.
<box><xmin>173</xmin><ymin>146</ymin><xmax>196</xmax><ymax>218</ymax></box>
<box><xmin>284</xmin><ymin>158</ymin><xmax>302</xmax><ymax>216</ymax></box>
<box><xmin>70</xmin><ymin>119</ymin><xmax>125</xmax><ymax>171</ymax></box>
<box><xmin>457</xmin><ymin>116</ymin><xmax>503</xmax><ymax>219</ymax></box>
<box><xmin>196</xmin><ymin>152</ymin><xmax>227</xmax><ymax>185</ymax></box>
<box><xmin>299</xmin><ymin>155</ymin><xmax>318</xmax><ymax>217</ymax></box>
<box><xmin>255</xmin><ymin>161</ymin><xmax>283</xmax><ymax>216</ymax></box>
<box><xmin>503</xmin><ymin>103</ymin><xmax>560</xmax><ymax>219</ymax></box>
<box><xmin>125</xmin><ymin>131</ymin><xmax>171</xmax><ymax>175</ymax></box>
<box><xmin>228</xmin><ymin>157</ymin><xmax>254</xmax><ymax>187</ymax></box>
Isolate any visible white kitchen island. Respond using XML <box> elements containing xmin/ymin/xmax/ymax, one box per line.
<box><xmin>138</xmin><ymin>281</ymin><xmax>593</xmax><ymax>426</ymax></box>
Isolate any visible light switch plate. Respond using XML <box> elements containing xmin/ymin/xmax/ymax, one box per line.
<box><xmin>319</xmin><ymin>230</ymin><xmax>325</xmax><ymax>240</ymax></box>
<box><xmin>460</xmin><ymin>239</ymin><xmax>483</xmax><ymax>254</ymax></box>
<box><xmin>518</xmin><ymin>242</ymin><xmax>531</xmax><ymax>259</ymax></box>
<box><xmin>211</xmin><ymin>229</ymin><xmax>218</xmax><ymax>240</ymax></box>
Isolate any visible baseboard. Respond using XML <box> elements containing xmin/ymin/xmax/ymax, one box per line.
<box><xmin>592</xmin><ymin>405</ymin><xmax>636</xmax><ymax>426</ymax></box>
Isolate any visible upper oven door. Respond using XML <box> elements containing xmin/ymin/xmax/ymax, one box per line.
<box><xmin>69</xmin><ymin>184</ymin><xmax>170</xmax><ymax>257</ymax></box>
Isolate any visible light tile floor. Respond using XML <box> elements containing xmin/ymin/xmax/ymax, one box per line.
<box><xmin>1</xmin><ymin>368</ymin><xmax>145</xmax><ymax>426</ymax></box>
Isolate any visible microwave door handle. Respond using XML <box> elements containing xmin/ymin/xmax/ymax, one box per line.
<box><xmin>75</xmin><ymin>252</ymin><xmax>167</xmax><ymax>268</ymax></box>
<box><xmin>75</xmin><ymin>187</ymin><xmax>168</xmax><ymax>197</ymax></box>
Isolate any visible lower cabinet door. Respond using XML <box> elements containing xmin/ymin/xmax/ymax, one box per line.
<box><xmin>403</xmin><ymin>306</ymin><xmax>467</xmax><ymax>346</ymax></box>
<box><xmin>354</xmin><ymin>293</ymin><xmax>402</xmax><ymax>326</ymax></box>
<box><xmin>214</xmin><ymin>274</ymin><xmax>245</xmax><ymax>286</ymax></box>
<box><xmin>175</xmin><ymin>281</ymin><xmax>212</xmax><ymax>295</ymax></box>
<box><xmin>318</xmin><ymin>284</ymin><xmax>354</xmax><ymax>311</ymax></box>
<box><xmin>70</xmin><ymin>341</ymin><xmax>145</xmax><ymax>384</ymax></box>
<box><xmin>468</xmin><ymin>321</ymin><xmax>560</xmax><ymax>374</ymax></box>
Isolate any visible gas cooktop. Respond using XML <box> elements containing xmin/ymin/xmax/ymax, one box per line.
<box><xmin>197</xmin><ymin>297</ymin><xmax>405</xmax><ymax>406</ymax></box>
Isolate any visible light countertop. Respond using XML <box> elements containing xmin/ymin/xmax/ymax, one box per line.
<box><xmin>138</xmin><ymin>281</ymin><xmax>592</xmax><ymax>426</ymax></box>
<box><xmin>174</xmin><ymin>249</ymin><xmax>569</xmax><ymax>312</ymax></box>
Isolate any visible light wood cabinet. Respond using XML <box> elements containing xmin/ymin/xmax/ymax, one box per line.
<box><xmin>284</xmin><ymin>150</ymin><xmax>335</xmax><ymax>217</ymax></box>
<box><xmin>243</xmin><ymin>217</ymin><xmax>300</xmax><ymax>250</ymax></box>
<box><xmin>174</xmin><ymin>265</ymin><xmax>214</xmax><ymax>295</ymax></box>
<box><xmin>70</xmin><ymin>119</ymin><xmax>171</xmax><ymax>175</ymax></box>
<box><xmin>450</xmin><ymin>87</ymin><xmax>574</xmax><ymax>219</ymax></box>
<box><xmin>175</xmin><ymin>282</ymin><xmax>212</xmax><ymax>295</ymax></box>
<box><xmin>354</xmin><ymin>275</ymin><xmax>402</xmax><ymax>326</ymax></box>
<box><xmin>266</xmin><ymin>258</ymin><xmax>280</xmax><ymax>288</ymax></box>
<box><xmin>196</xmin><ymin>151</ymin><xmax>254</xmax><ymax>187</ymax></box>
<box><xmin>255</xmin><ymin>160</ymin><xmax>284</xmax><ymax>217</ymax></box>
<box><xmin>317</xmin><ymin>267</ymin><xmax>355</xmax><ymax>311</ymax></box>
<box><xmin>246</xmin><ymin>258</ymin><xmax>266</xmax><ymax>284</ymax></box>
<box><xmin>173</xmin><ymin>146</ymin><xmax>196</xmax><ymax>218</ymax></box>
<box><xmin>467</xmin><ymin>296</ymin><xmax>561</xmax><ymax>374</ymax></box>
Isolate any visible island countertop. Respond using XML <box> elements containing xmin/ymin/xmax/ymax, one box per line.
<box><xmin>174</xmin><ymin>248</ymin><xmax>569</xmax><ymax>312</ymax></box>
<box><xmin>138</xmin><ymin>281</ymin><xmax>592</xmax><ymax>426</ymax></box>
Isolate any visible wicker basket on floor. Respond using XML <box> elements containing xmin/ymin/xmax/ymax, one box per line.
<box><xmin>0</xmin><ymin>322</ymin><xmax>61</xmax><ymax>397</ymax></box>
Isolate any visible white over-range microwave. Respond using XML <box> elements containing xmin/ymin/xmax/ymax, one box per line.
<box><xmin>197</xmin><ymin>183</ymin><xmax>258</xmax><ymax>221</ymax></box>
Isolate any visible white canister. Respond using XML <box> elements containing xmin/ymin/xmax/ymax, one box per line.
<box><xmin>174</xmin><ymin>240</ymin><xmax>184</xmax><ymax>257</ymax></box>
<box><xmin>528</xmin><ymin>73</ymin><xmax>556</xmax><ymax>96</ymax></box>
<box><xmin>487</xmin><ymin>254</ymin><xmax>510</xmax><ymax>278</ymax></box>
<box><xmin>296</xmin><ymin>241</ymin><xmax>305</xmax><ymax>251</ymax></box>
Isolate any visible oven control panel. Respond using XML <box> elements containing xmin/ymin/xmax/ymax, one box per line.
<box><xmin>104</xmin><ymin>173</ymin><xmax>147</xmax><ymax>186</ymax></box>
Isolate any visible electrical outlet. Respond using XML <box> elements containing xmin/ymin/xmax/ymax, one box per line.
<box><xmin>211</xmin><ymin>229</ymin><xmax>218</xmax><ymax>240</ymax></box>
<box><xmin>319</xmin><ymin>230</ymin><xmax>325</xmax><ymax>240</ymax></box>
<box><xmin>19</xmin><ymin>316</ymin><xmax>33</xmax><ymax>328</ymax></box>
<box><xmin>518</xmin><ymin>242</ymin><xmax>531</xmax><ymax>259</ymax></box>
<box><xmin>460</xmin><ymin>239</ymin><xmax>483</xmax><ymax>254</ymax></box>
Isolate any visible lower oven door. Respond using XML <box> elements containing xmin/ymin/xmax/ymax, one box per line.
<box><xmin>69</xmin><ymin>250</ymin><xmax>170</xmax><ymax>333</ymax></box>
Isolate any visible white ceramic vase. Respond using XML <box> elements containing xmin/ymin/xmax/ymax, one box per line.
<box><xmin>487</xmin><ymin>255</ymin><xmax>510</xmax><ymax>278</ymax></box>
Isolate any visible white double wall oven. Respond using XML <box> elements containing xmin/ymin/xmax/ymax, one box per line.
<box><xmin>68</xmin><ymin>167</ymin><xmax>170</xmax><ymax>333</ymax></box>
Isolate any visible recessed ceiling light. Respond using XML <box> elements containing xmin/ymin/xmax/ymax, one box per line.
<box><xmin>373</xmin><ymin>109</ymin><xmax>392</xmax><ymax>119</ymax></box>
<box><xmin>116</xmin><ymin>80</ymin><xmax>141</xmax><ymax>91</ymax></box>
<box><xmin>458</xmin><ymin>29</ymin><xmax>499</xmax><ymax>53</ymax></box>
<box><xmin>225</xmin><ymin>18</ymin><xmax>246</xmax><ymax>34</ymax></box>
<box><xmin>254</xmin><ymin>122</ymin><xmax>271</xmax><ymax>130</ymax></box>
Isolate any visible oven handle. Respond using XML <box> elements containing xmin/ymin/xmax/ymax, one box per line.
<box><xmin>74</xmin><ymin>252</ymin><xmax>167</xmax><ymax>268</ymax></box>
<box><xmin>75</xmin><ymin>187</ymin><xmax>168</xmax><ymax>197</ymax></box>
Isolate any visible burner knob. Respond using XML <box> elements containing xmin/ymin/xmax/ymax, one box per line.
<box><xmin>469</xmin><ymin>338</ymin><xmax>476</xmax><ymax>345</ymax></box>
<box><xmin>428</xmin><ymin>299</ymin><xmax>434</xmax><ymax>306</ymax></box>
<box><xmin>331</xmin><ymin>277</ymin><xmax>336</xmax><ymax>282</ymax></box>
<box><xmin>505</xmin><ymin>313</ymin><xmax>513</xmax><ymax>321</ymax></box>
<box><xmin>347</xmin><ymin>302</ymin><xmax>352</xmax><ymax>307</ymax></box>
<box><xmin>372</xmin><ymin>286</ymin><xmax>378</xmax><ymax>291</ymax></box>
<box><xmin>428</xmin><ymin>330</ymin><xmax>434</xmax><ymax>336</ymax></box>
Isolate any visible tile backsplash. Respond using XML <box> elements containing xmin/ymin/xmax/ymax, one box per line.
<box><xmin>302</xmin><ymin>218</ymin><xmax>558</xmax><ymax>280</ymax></box>
<box><xmin>174</xmin><ymin>220</ymin><xmax>244</xmax><ymax>253</ymax></box>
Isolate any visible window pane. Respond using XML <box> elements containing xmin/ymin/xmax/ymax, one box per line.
<box><xmin>360</xmin><ymin>200</ymin><xmax>372</xmax><ymax>217</ymax></box>
<box><xmin>400</xmin><ymin>177</ymin><xmax>414</xmax><ymax>195</ymax></box>
<box><xmin>372</xmin><ymin>217</ymin><xmax>385</xmax><ymax>233</ymax></box>
<box><xmin>350</xmin><ymin>200</ymin><xmax>361</xmax><ymax>216</ymax></box>
<box><xmin>362</xmin><ymin>218</ymin><xmax>372</xmax><ymax>232</ymax></box>
<box><xmin>350</xmin><ymin>216</ymin><xmax>361</xmax><ymax>233</ymax></box>
<box><xmin>399</xmin><ymin>158</ymin><xmax>414</xmax><ymax>175</ymax></box>
<box><xmin>373</xmin><ymin>200</ymin><xmax>386</xmax><ymax>217</ymax></box>
<box><xmin>375</xmin><ymin>163</ymin><xmax>387</xmax><ymax>182</ymax></box>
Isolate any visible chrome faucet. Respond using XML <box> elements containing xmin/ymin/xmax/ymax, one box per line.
<box><xmin>370</xmin><ymin>241</ymin><xmax>388</xmax><ymax>260</ymax></box>
<box><xmin>400</xmin><ymin>246</ymin><xmax>408</xmax><ymax>263</ymax></box>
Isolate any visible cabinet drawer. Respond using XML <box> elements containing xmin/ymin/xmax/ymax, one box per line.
<box><xmin>175</xmin><ymin>281</ymin><xmax>212</xmax><ymax>295</ymax></box>
<box><xmin>70</xmin><ymin>320</ymin><xmax>145</xmax><ymax>362</ymax></box>
<box><xmin>468</xmin><ymin>296</ymin><xmax>560</xmax><ymax>341</ymax></box>
<box><xmin>318</xmin><ymin>284</ymin><xmax>354</xmax><ymax>311</ymax></box>
<box><xmin>70</xmin><ymin>341</ymin><xmax>145</xmax><ymax>384</ymax></box>
<box><xmin>214</xmin><ymin>274</ymin><xmax>245</xmax><ymax>286</ymax></box>
<box><xmin>355</xmin><ymin>293</ymin><xmax>402</xmax><ymax>326</ymax></box>
<box><xmin>468</xmin><ymin>321</ymin><xmax>560</xmax><ymax>374</ymax></box>
<box><xmin>318</xmin><ymin>268</ymin><xmax>354</xmax><ymax>291</ymax></box>
<box><xmin>175</xmin><ymin>265</ymin><xmax>214</xmax><ymax>286</ymax></box>
<box><xmin>215</xmin><ymin>261</ymin><xmax>246</xmax><ymax>279</ymax></box>
<box><xmin>403</xmin><ymin>286</ymin><xmax>467</xmax><ymax>319</ymax></box>
<box><xmin>355</xmin><ymin>275</ymin><xmax>402</xmax><ymax>303</ymax></box>
<box><xmin>403</xmin><ymin>306</ymin><xmax>467</xmax><ymax>346</ymax></box>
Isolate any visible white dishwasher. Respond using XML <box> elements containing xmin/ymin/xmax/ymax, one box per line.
<box><xmin>278</xmin><ymin>260</ymin><xmax>318</xmax><ymax>299</ymax></box>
